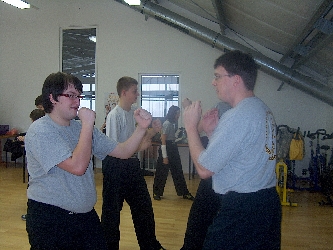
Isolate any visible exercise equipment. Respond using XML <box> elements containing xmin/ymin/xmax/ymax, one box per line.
<box><xmin>276</xmin><ymin>160</ymin><xmax>297</xmax><ymax>206</ymax></box>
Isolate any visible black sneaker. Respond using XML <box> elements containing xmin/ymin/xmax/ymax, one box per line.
<box><xmin>183</xmin><ymin>193</ymin><xmax>194</xmax><ymax>201</ymax></box>
<box><xmin>21</xmin><ymin>214</ymin><xmax>27</xmax><ymax>221</ymax></box>
<box><xmin>153</xmin><ymin>194</ymin><xmax>161</xmax><ymax>201</ymax></box>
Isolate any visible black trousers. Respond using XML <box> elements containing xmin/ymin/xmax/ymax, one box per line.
<box><xmin>181</xmin><ymin>177</ymin><xmax>220</xmax><ymax>250</ymax></box>
<box><xmin>153</xmin><ymin>141</ymin><xmax>189</xmax><ymax>196</ymax></box>
<box><xmin>101</xmin><ymin>156</ymin><xmax>162</xmax><ymax>250</ymax></box>
<box><xmin>181</xmin><ymin>136</ymin><xmax>219</xmax><ymax>250</ymax></box>
<box><xmin>26</xmin><ymin>199</ymin><xmax>107</xmax><ymax>250</ymax></box>
<box><xmin>203</xmin><ymin>187</ymin><xmax>281</xmax><ymax>250</ymax></box>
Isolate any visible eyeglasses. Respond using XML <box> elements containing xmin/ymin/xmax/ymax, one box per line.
<box><xmin>59</xmin><ymin>94</ymin><xmax>84</xmax><ymax>100</ymax></box>
<box><xmin>213</xmin><ymin>74</ymin><xmax>231</xmax><ymax>80</ymax></box>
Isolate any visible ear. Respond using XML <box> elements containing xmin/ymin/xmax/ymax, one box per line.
<box><xmin>49</xmin><ymin>94</ymin><xmax>56</xmax><ymax>104</ymax></box>
<box><xmin>121</xmin><ymin>89</ymin><xmax>127</xmax><ymax>97</ymax></box>
<box><xmin>233</xmin><ymin>75</ymin><xmax>242</xmax><ymax>87</ymax></box>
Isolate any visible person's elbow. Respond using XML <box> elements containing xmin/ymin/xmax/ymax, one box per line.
<box><xmin>196</xmin><ymin>166</ymin><xmax>214</xmax><ymax>179</ymax></box>
<box><xmin>57</xmin><ymin>160</ymin><xmax>88</xmax><ymax>176</ymax></box>
<box><xmin>71</xmin><ymin>168</ymin><xmax>87</xmax><ymax>176</ymax></box>
<box><xmin>108</xmin><ymin>144</ymin><xmax>134</xmax><ymax>159</ymax></box>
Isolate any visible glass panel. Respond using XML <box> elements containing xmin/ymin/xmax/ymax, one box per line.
<box><xmin>61</xmin><ymin>28</ymin><xmax>96</xmax><ymax>110</ymax></box>
<box><xmin>140</xmin><ymin>74</ymin><xmax>179</xmax><ymax>119</ymax></box>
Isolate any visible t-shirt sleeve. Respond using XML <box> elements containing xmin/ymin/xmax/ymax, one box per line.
<box><xmin>92</xmin><ymin>126</ymin><xmax>118</xmax><ymax>160</ymax></box>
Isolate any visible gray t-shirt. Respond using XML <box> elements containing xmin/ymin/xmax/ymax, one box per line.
<box><xmin>106</xmin><ymin>105</ymin><xmax>136</xmax><ymax>142</ymax></box>
<box><xmin>25</xmin><ymin>114</ymin><xmax>117</xmax><ymax>213</ymax></box>
<box><xmin>199</xmin><ymin>97</ymin><xmax>277</xmax><ymax>194</ymax></box>
<box><xmin>162</xmin><ymin>120</ymin><xmax>177</xmax><ymax>141</ymax></box>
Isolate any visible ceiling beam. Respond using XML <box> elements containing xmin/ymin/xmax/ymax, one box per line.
<box><xmin>293</xmin><ymin>31</ymin><xmax>333</xmax><ymax>69</ymax></box>
<box><xmin>280</xmin><ymin>0</ymin><xmax>333</xmax><ymax>65</ymax></box>
<box><xmin>211</xmin><ymin>0</ymin><xmax>226</xmax><ymax>35</ymax></box>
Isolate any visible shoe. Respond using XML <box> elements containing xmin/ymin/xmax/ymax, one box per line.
<box><xmin>183</xmin><ymin>193</ymin><xmax>195</xmax><ymax>201</ymax></box>
<box><xmin>153</xmin><ymin>194</ymin><xmax>161</xmax><ymax>201</ymax></box>
<box><xmin>21</xmin><ymin>214</ymin><xmax>26</xmax><ymax>221</ymax></box>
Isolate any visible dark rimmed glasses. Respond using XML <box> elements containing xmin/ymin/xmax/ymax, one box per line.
<box><xmin>59</xmin><ymin>94</ymin><xmax>84</xmax><ymax>100</ymax></box>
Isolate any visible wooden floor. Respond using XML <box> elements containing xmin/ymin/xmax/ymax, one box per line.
<box><xmin>1</xmin><ymin>162</ymin><xmax>333</xmax><ymax>250</ymax></box>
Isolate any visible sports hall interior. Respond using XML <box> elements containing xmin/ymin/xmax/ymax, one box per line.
<box><xmin>1</xmin><ymin>0</ymin><xmax>333</xmax><ymax>249</ymax></box>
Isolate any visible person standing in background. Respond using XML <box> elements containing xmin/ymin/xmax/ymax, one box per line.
<box><xmin>181</xmin><ymin>99</ymin><xmax>231</xmax><ymax>250</ymax></box>
<box><xmin>34</xmin><ymin>95</ymin><xmax>44</xmax><ymax>110</ymax></box>
<box><xmin>153</xmin><ymin>105</ymin><xmax>194</xmax><ymax>201</ymax></box>
<box><xmin>19</xmin><ymin>95</ymin><xmax>46</xmax><ymax>221</ymax></box>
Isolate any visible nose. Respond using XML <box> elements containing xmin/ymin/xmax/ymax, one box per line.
<box><xmin>74</xmin><ymin>98</ymin><xmax>81</xmax><ymax>104</ymax></box>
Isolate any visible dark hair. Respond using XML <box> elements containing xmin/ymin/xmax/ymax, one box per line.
<box><xmin>34</xmin><ymin>95</ymin><xmax>43</xmax><ymax>107</ymax></box>
<box><xmin>214</xmin><ymin>50</ymin><xmax>258</xmax><ymax>91</ymax></box>
<box><xmin>29</xmin><ymin>109</ymin><xmax>45</xmax><ymax>122</ymax></box>
<box><xmin>42</xmin><ymin>72</ymin><xmax>83</xmax><ymax>113</ymax></box>
<box><xmin>116</xmin><ymin>76</ymin><xmax>138</xmax><ymax>96</ymax></box>
<box><xmin>166</xmin><ymin>105</ymin><xmax>180</xmax><ymax>123</ymax></box>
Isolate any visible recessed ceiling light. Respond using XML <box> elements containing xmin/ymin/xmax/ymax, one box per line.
<box><xmin>124</xmin><ymin>0</ymin><xmax>140</xmax><ymax>6</ymax></box>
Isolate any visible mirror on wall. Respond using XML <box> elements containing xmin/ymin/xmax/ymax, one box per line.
<box><xmin>61</xmin><ymin>27</ymin><xmax>96</xmax><ymax>110</ymax></box>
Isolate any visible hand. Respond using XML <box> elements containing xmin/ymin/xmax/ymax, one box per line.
<box><xmin>182</xmin><ymin>98</ymin><xmax>192</xmax><ymax>109</ymax></box>
<box><xmin>78</xmin><ymin>107</ymin><xmax>96</xmax><ymax>127</ymax></box>
<box><xmin>201</xmin><ymin>108</ymin><xmax>219</xmax><ymax>137</ymax></box>
<box><xmin>151</xmin><ymin>119</ymin><xmax>162</xmax><ymax>134</ymax></box>
<box><xmin>163</xmin><ymin>157</ymin><xmax>169</xmax><ymax>165</ymax></box>
<box><xmin>139</xmin><ymin>136</ymin><xmax>152</xmax><ymax>151</ymax></box>
<box><xmin>183</xmin><ymin>101</ymin><xmax>202</xmax><ymax>132</ymax></box>
<box><xmin>16</xmin><ymin>136</ymin><xmax>25</xmax><ymax>142</ymax></box>
<box><xmin>134</xmin><ymin>108</ymin><xmax>152</xmax><ymax>130</ymax></box>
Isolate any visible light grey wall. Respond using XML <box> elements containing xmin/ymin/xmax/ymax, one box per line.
<box><xmin>1</xmin><ymin>0</ymin><xmax>332</xmax><ymax>172</ymax></box>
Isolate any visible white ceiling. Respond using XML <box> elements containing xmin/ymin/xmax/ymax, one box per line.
<box><xmin>34</xmin><ymin>0</ymin><xmax>333</xmax><ymax>105</ymax></box>
<box><xmin>156</xmin><ymin>0</ymin><xmax>333</xmax><ymax>84</ymax></box>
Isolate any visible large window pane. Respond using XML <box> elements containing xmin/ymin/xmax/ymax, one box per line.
<box><xmin>140</xmin><ymin>74</ymin><xmax>179</xmax><ymax>119</ymax></box>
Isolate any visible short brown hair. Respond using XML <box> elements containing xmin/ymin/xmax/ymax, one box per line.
<box><xmin>116</xmin><ymin>76</ymin><xmax>138</xmax><ymax>96</ymax></box>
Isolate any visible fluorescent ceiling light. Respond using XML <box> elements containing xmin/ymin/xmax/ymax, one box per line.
<box><xmin>1</xmin><ymin>0</ymin><xmax>30</xmax><ymax>9</ymax></box>
<box><xmin>124</xmin><ymin>0</ymin><xmax>140</xmax><ymax>6</ymax></box>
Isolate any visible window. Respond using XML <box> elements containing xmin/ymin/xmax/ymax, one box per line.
<box><xmin>140</xmin><ymin>74</ymin><xmax>179</xmax><ymax>121</ymax></box>
<box><xmin>61</xmin><ymin>28</ymin><xmax>96</xmax><ymax>110</ymax></box>
<box><xmin>81</xmin><ymin>78</ymin><xmax>95</xmax><ymax>110</ymax></box>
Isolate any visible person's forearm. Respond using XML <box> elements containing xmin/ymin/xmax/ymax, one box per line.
<box><xmin>58</xmin><ymin>123</ymin><xmax>93</xmax><ymax>176</ymax></box>
<box><xmin>110</xmin><ymin>126</ymin><xmax>147</xmax><ymax>159</ymax></box>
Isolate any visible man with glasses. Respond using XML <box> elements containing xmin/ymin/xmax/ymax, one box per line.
<box><xmin>24</xmin><ymin>72</ymin><xmax>152</xmax><ymax>249</ymax></box>
<box><xmin>183</xmin><ymin>50</ymin><xmax>281</xmax><ymax>249</ymax></box>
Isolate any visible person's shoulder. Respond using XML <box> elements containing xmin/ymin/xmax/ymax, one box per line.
<box><xmin>109</xmin><ymin>105</ymin><xmax>121</xmax><ymax>115</ymax></box>
<box><xmin>30</xmin><ymin>115</ymin><xmax>48</xmax><ymax>128</ymax></box>
<box><xmin>163</xmin><ymin>119</ymin><xmax>171</xmax><ymax>125</ymax></box>
<box><xmin>240</xmin><ymin>97</ymin><xmax>272</xmax><ymax>118</ymax></box>
<box><xmin>26</xmin><ymin>115</ymin><xmax>52</xmax><ymax>136</ymax></box>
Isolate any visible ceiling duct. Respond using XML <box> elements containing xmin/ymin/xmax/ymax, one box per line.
<box><xmin>119</xmin><ymin>0</ymin><xmax>333</xmax><ymax>107</ymax></box>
